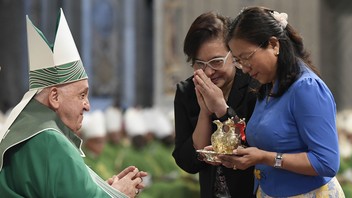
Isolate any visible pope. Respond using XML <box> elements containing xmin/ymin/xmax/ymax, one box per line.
<box><xmin>0</xmin><ymin>9</ymin><xmax>147</xmax><ymax>198</ymax></box>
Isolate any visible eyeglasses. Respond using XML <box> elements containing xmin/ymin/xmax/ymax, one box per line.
<box><xmin>192</xmin><ymin>51</ymin><xmax>231</xmax><ymax>71</ymax></box>
<box><xmin>233</xmin><ymin>43</ymin><xmax>263</xmax><ymax>70</ymax></box>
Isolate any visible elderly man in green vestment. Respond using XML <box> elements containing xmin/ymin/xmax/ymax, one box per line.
<box><xmin>0</xmin><ymin>9</ymin><xmax>146</xmax><ymax>198</ymax></box>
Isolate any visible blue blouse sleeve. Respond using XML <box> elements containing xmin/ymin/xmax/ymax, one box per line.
<box><xmin>291</xmin><ymin>76</ymin><xmax>339</xmax><ymax>177</ymax></box>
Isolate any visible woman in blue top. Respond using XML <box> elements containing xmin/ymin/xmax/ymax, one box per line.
<box><xmin>218</xmin><ymin>6</ymin><xmax>345</xmax><ymax>197</ymax></box>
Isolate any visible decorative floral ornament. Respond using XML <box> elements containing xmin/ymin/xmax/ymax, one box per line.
<box><xmin>271</xmin><ymin>11</ymin><xmax>288</xmax><ymax>29</ymax></box>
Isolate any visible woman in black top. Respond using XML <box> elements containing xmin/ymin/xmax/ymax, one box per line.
<box><xmin>172</xmin><ymin>12</ymin><xmax>257</xmax><ymax>198</ymax></box>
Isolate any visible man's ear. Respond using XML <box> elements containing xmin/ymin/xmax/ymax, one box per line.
<box><xmin>48</xmin><ymin>87</ymin><xmax>60</xmax><ymax>110</ymax></box>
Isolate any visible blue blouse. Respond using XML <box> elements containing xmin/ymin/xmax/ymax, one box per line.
<box><xmin>246</xmin><ymin>63</ymin><xmax>340</xmax><ymax>197</ymax></box>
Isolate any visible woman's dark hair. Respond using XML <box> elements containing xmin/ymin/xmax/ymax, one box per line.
<box><xmin>227</xmin><ymin>6</ymin><xmax>320</xmax><ymax>99</ymax></box>
<box><xmin>183</xmin><ymin>12</ymin><xmax>230</xmax><ymax>64</ymax></box>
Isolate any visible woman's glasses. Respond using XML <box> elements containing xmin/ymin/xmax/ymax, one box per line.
<box><xmin>233</xmin><ymin>43</ymin><xmax>263</xmax><ymax>70</ymax></box>
<box><xmin>192</xmin><ymin>51</ymin><xmax>231</xmax><ymax>71</ymax></box>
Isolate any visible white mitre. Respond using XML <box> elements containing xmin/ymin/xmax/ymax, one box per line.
<box><xmin>143</xmin><ymin>108</ymin><xmax>173</xmax><ymax>139</ymax></box>
<box><xmin>104</xmin><ymin>106</ymin><xmax>123</xmax><ymax>133</ymax></box>
<box><xmin>0</xmin><ymin>9</ymin><xmax>87</xmax><ymax>142</ymax></box>
<box><xmin>124</xmin><ymin>107</ymin><xmax>148</xmax><ymax>137</ymax></box>
<box><xmin>81</xmin><ymin>110</ymin><xmax>107</xmax><ymax>139</ymax></box>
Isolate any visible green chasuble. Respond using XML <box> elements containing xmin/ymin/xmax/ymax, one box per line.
<box><xmin>0</xmin><ymin>99</ymin><xmax>126</xmax><ymax>197</ymax></box>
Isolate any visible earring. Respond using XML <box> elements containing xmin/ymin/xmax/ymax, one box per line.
<box><xmin>276</xmin><ymin>52</ymin><xmax>279</xmax><ymax>56</ymax></box>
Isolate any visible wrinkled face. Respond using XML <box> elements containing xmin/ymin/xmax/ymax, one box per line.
<box><xmin>228</xmin><ymin>38</ymin><xmax>278</xmax><ymax>84</ymax></box>
<box><xmin>56</xmin><ymin>79</ymin><xmax>90</xmax><ymax>133</ymax></box>
<box><xmin>194</xmin><ymin>38</ymin><xmax>236</xmax><ymax>89</ymax></box>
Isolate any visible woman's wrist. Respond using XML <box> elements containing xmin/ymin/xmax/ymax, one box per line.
<box><xmin>214</xmin><ymin>105</ymin><xmax>228</xmax><ymax>118</ymax></box>
<box><xmin>260</xmin><ymin>150</ymin><xmax>277</xmax><ymax>166</ymax></box>
<box><xmin>199</xmin><ymin>108</ymin><xmax>212</xmax><ymax>117</ymax></box>
<box><xmin>212</xmin><ymin>106</ymin><xmax>237</xmax><ymax>123</ymax></box>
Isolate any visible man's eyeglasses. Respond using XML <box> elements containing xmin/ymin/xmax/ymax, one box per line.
<box><xmin>233</xmin><ymin>43</ymin><xmax>263</xmax><ymax>70</ymax></box>
<box><xmin>192</xmin><ymin>51</ymin><xmax>231</xmax><ymax>71</ymax></box>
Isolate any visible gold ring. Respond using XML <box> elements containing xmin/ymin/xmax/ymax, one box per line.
<box><xmin>233</xmin><ymin>164</ymin><xmax>237</xmax><ymax>170</ymax></box>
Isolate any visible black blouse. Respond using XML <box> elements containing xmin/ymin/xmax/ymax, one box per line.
<box><xmin>172</xmin><ymin>70</ymin><xmax>258</xmax><ymax>198</ymax></box>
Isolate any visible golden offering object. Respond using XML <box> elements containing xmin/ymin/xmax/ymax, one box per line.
<box><xmin>211</xmin><ymin>118</ymin><xmax>240</xmax><ymax>154</ymax></box>
<box><xmin>197</xmin><ymin>117</ymin><xmax>246</xmax><ymax>162</ymax></box>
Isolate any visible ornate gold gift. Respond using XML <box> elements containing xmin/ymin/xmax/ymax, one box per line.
<box><xmin>197</xmin><ymin>116</ymin><xmax>246</xmax><ymax>162</ymax></box>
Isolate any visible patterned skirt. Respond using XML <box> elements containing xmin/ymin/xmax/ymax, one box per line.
<box><xmin>256</xmin><ymin>177</ymin><xmax>345</xmax><ymax>198</ymax></box>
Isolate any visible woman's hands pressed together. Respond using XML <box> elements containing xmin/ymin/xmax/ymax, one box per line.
<box><xmin>193</xmin><ymin>69</ymin><xmax>228</xmax><ymax>117</ymax></box>
<box><xmin>192</xmin><ymin>69</ymin><xmax>229</xmax><ymax>150</ymax></box>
